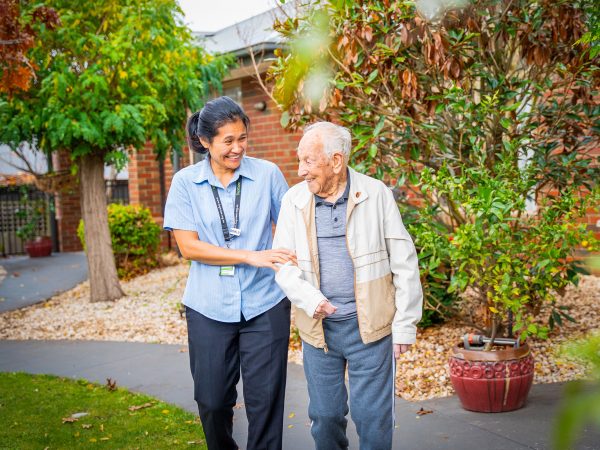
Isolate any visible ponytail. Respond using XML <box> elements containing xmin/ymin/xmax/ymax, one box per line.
<box><xmin>186</xmin><ymin>111</ymin><xmax>208</xmax><ymax>154</ymax></box>
<box><xmin>186</xmin><ymin>96</ymin><xmax>250</xmax><ymax>155</ymax></box>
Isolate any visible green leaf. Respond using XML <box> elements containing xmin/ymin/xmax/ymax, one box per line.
<box><xmin>373</xmin><ymin>116</ymin><xmax>385</xmax><ymax>137</ymax></box>
<box><xmin>368</xmin><ymin>144</ymin><xmax>378</xmax><ymax>158</ymax></box>
<box><xmin>280</xmin><ymin>111</ymin><xmax>290</xmax><ymax>128</ymax></box>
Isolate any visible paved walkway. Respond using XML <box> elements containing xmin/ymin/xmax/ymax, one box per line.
<box><xmin>1</xmin><ymin>255</ymin><xmax>598</xmax><ymax>448</ymax></box>
<box><xmin>0</xmin><ymin>252</ymin><xmax>87</xmax><ymax>313</ymax></box>
<box><xmin>1</xmin><ymin>340</ymin><xmax>599</xmax><ymax>450</ymax></box>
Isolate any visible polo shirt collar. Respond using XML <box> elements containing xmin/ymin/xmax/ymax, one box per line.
<box><xmin>192</xmin><ymin>155</ymin><xmax>255</xmax><ymax>186</ymax></box>
<box><xmin>314</xmin><ymin>170</ymin><xmax>351</xmax><ymax>206</ymax></box>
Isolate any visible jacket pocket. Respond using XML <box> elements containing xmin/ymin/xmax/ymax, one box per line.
<box><xmin>355</xmin><ymin>273</ymin><xmax>395</xmax><ymax>332</ymax></box>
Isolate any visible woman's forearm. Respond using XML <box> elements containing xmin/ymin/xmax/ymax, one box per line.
<box><xmin>173</xmin><ymin>230</ymin><xmax>250</xmax><ymax>265</ymax></box>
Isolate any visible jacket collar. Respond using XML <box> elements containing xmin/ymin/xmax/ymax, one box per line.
<box><xmin>291</xmin><ymin>167</ymin><xmax>369</xmax><ymax>210</ymax></box>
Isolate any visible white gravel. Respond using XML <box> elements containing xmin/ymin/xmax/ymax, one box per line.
<box><xmin>1</xmin><ymin>260</ymin><xmax>597</xmax><ymax>401</ymax></box>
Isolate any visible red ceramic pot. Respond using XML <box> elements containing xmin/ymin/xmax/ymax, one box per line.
<box><xmin>449</xmin><ymin>342</ymin><xmax>534</xmax><ymax>413</ymax></box>
<box><xmin>24</xmin><ymin>236</ymin><xmax>53</xmax><ymax>258</ymax></box>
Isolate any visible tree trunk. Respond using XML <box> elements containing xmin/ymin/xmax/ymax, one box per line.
<box><xmin>79</xmin><ymin>153</ymin><xmax>124</xmax><ymax>302</ymax></box>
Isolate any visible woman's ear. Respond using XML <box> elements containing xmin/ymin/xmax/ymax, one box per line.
<box><xmin>199</xmin><ymin>137</ymin><xmax>210</xmax><ymax>150</ymax></box>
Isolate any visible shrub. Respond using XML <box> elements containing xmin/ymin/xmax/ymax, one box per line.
<box><xmin>269</xmin><ymin>0</ymin><xmax>600</xmax><ymax>340</ymax></box>
<box><xmin>78</xmin><ymin>204</ymin><xmax>161</xmax><ymax>279</ymax></box>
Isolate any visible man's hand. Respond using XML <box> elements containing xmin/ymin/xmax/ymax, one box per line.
<box><xmin>313</xmin><ymin>299</ymin><xmax>337</xmax><ymax>320</ymax></box>
<box><xmin>394</xmin><ymin>344</ymin><xmax>412</xmax><ymax>359</ymax></box>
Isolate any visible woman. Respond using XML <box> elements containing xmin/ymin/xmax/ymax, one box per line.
<box><xmin>164</xmin><ymin>96</ymin><xmax>295</xmax><ymax>450</ymax></box>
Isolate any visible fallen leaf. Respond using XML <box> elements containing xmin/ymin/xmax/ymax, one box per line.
<box><xmin>288</xmin><ymin>425</ymin><xmax>294</xmax><ymax>429</ymax></box>
<box><xmin>178</xmin><ymin>347</ymin><xmax>188</xmax><ymax>353</ymax></box>
<box><xmin>162</xmin><ymin>409</ymin><xmax>170</xmax><ymax>414</ymax></box>
<box><xmin>100</xmin><ymin>437</ymin><xmax>110</xmax><ymax>441</ymax></box>
<box><xmin>62</xmin><ymin>417</ymin><xmax>78</xmax><ymax>424</ymax></box>
<box><xmin>233</xmin><ymin>403</ymin><xmax>244</xmax><ymax>409</ymax></box>
<box><xmin>128</xmin><ymin>402</ymin><xmax>153</xmax><ymax>412</ymax></box>
<box><xmin>71</xmin><ymin>412</ymin><xmax>89</xmax><ymax>419</ymax></box>
<box><xmin>416</xmin><ymin>407</ymin><xmax>433</xmax><ymax>416</ymax></box>
<box><xmin>12</xmin><ymin>272</ymin><xmax>20</xmax><ymax>277</ymax></box>
<box><xmin>106</xmin><ymin>378</ymin><xmax>117</xmax><ymax>391</ymax></box>
<box><xmin>81</xmin><ymin>424</ymin><xmax>92</xmax><ymax>429</ymax></box>
<box><xmin>288</xmin><ymin>412</ymin><xmax>295</xmax><ymax>418</ymax></box>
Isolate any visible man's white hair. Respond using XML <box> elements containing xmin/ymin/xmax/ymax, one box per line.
<box><xmin>303</xmin><ymin>122</ymin><xmax>352</xmax><ymax>162</ymax></box>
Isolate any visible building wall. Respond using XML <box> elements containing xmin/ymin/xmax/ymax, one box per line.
<box><xmin>241</xmin><ymin>77</ymin><xmax>302</xmax><ymax>186</ymax></box>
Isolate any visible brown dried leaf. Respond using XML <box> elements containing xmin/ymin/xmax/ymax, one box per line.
<box><xmin>128</xmin><ymin>402</ymin><xmax>153</xmax><ymax>412</ymax></box>
<box><xmin>105</xmin><ymin>378</ymin><xmax>117</xmax><ymax>391</ymax></box>
<box><xmin>416</xmin><ymin>407</ymin><xmax>434</xmax><ymax>416</ymax></box>
<box><xmin>62</xmin><ymin>417</ymin><xmax>78</xmax><ymax>424</ymax></box>
<box><xmin>364</xmin><ymin>25</ymin><xmax>373</xmax><ymax>43</ymax></box>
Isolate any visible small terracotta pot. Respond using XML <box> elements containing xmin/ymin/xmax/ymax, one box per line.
<box><xmin>449</xmin><ymin>342</ymin><xmax>534</xmax><ymax>412</ymax></box>
<box><xmin>24</xmin><ymin>236</ymin><xmax>53</xmax><ymax>258</ymax></box>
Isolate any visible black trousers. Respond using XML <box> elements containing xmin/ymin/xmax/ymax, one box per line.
<box><xmin>186</xmin><ymin>298</ymin><xmax>291</xmax><ymax>450</ymax></box>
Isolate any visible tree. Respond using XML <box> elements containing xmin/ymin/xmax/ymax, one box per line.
<box><xmin>0</xmin><ymin>0</ymin><xmax>230</xmax><ymax>302</ymax></box>
<box><xmin>0</xmin><ymin>0</ymin><xmax>59</xmax><ymax>94</ymax></box>
<box><xmin>269</xmin><ymin>0</ymin><xmax>600</xmax><ymax>338</ymax></box>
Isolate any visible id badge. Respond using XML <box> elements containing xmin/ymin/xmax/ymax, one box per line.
<box><xmin>220</xmin><ymin>266</ymin><xmax>235</xmax><ymax>276</ymax></box>
<box><xmin>230</xmin><ymin>227</ymin><xmax>241</xmax><ymax>237</ymax></box>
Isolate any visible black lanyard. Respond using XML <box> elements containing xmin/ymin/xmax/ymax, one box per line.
<box><xmin>210</xmin><ymin>178</ymin><xmax>242</xmax><ymax>246</ymax></box>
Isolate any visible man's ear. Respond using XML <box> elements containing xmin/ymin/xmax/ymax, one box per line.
<box><xmin>332</xmin><ymin>152</ymin><xmax>345</xmax><ymax>174</ymax></box>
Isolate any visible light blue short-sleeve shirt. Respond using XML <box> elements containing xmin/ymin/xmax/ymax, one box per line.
<box><xmin>164</xmin><ymin>156</ymin><xmax>288</xmax><ymax>322</ymax></box>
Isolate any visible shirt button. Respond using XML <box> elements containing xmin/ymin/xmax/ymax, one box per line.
<box><xmin>334</xmin><ymin>217</ymin><xmax>338</xmax><ymax>222</ymax></box>
<box><xmin>333</xmin><ymin>205</ymin><xmax>336</xmax><ymax>209</ymax></box>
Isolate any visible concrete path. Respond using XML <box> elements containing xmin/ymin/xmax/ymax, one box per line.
<box><xmin>1</xmin><ymin>340</ymin><xmax>599</xmax><ymax>450</ymax></box>
<box><xmin>0</xmin><ymin>252</ymin><xmax>87</xmax><ymax>313</ymax></box>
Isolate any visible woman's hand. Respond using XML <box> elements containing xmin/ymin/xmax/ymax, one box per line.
<box><xmin>244</xmin><ymin>248</ymin><xmax>297</xmax><ymax>270</ymax></box>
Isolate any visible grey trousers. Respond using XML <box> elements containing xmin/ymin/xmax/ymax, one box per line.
<box><xmin>303</xmin><ymin>317</ymin><xmax>395</xmax><ymax>450</ymax></box>
<box><xmin>186</xmin><ymin>298</ymin><xmax>290</xmax><ymax>450</ymax></box>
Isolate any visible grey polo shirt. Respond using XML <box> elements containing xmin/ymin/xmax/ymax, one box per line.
<box><xmin>315</xmin><ymin>176</ymin><xmax>356</xmax><ymax>321</ymax></box>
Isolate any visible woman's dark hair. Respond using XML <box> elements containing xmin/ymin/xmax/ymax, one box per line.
<box><xmin>186</xmin><ymin>96</ymin><xmax>250</xmax><ymax>154</ymax></box>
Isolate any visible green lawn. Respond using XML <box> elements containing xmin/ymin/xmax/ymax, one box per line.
<box><xmin>0</xmin><ymin>372</ymin><xmax>206</xmax><ymax>449</ymax></box>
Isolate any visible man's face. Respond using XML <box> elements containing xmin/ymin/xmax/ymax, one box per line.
<box><xmin>297</xmin><ymin>133</ymin><xmax>335</xmax><ymax>197</ymax></box>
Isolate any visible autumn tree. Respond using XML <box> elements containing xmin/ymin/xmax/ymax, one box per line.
<box><xmin>270</xmin><ymin>0</ymin><xmax>599</xmax><ymax>336</ymax></box>
<box><xmin>0</xmin><ymin>0</ymin><xmax>230</xmax><ymax>302</ymax></box>
<box><xmin>0</xmin><ymin>0</ymin><xmax>59</xmax><ymax>93</ymax></box>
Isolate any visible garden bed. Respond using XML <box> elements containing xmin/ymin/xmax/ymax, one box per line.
<box><xmin>1</xmin><ymin>262</ymin><xmax>598</xmax><ymax>401</ymax></box>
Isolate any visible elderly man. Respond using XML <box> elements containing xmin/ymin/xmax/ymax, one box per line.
<box><xmin>273</xmin><ymin>122</ymin><xmax>423</xmax><ymax>450</ymax></box>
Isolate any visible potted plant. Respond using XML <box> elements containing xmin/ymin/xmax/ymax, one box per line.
<box><xmin>15</xmin><ymin>187</ymin><xmax>52</xmax><ymax>258</ymax></box>
<box><xmin>413</xmin><ymin>159</ymin><xmax>599</xmax><ymax>412</ymax></box>
<box><xmin>265</xmin><ymin>0</ymin><xmax>600</xmax><ymax>412</ymax></box>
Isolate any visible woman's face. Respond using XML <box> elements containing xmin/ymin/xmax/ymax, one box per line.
<box><xmin>200</xmin><ymin>119</ymin><xmax>248</xmax><ymax>172</ymax></box>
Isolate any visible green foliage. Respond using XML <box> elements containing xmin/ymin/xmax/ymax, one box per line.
<box><xmin>0</xmin><ymin>372</ymin><xmax>205</xmax><ymax>448</ymax></box>
<box><xmin>78</xmin><ymin>204</ymin><xmax>161</xmax><ymax>279</ymax></box>
<box><xmin>271</xmin><ymin>0</ymin><xmax>600</xmax><ymax>339</ymax></box>
<box><xmin>412</xmin><ymin>157</ymin><xmax>599</xmax><ymax>340</ymax></box>
<box><xmin>14</xmin><ymin>186</ymin><xmax>49</xmax><ymax>242</ymax></box>
<box><xmin>0</xmin><ymin>0</ymin><xmax>231</xmax><ymax>164</ymax></box>
<box><xmin>554</xmin><ymin>333</ymin><xmax>600</xmax><ymax>450</ymax></box>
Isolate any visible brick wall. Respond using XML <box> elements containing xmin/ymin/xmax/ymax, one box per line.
<box><xmin>128</xmin><ymin>144</ymin><xmax>191</xmax><ymax>250</ymax></box>
<box><xmin>241</xmin><ymin>78</ymin><xmax>302</xmax><ymax>186</ymax></box>
<box><xmin>52</xmin><ymin>150</ymin><xmax>83</xmax><ymax>252</ymax></box>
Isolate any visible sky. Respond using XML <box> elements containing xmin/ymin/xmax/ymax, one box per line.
<box><xmin>178</xmin><ymin>0</ymin><xmax>280</xmax><ymax>32</ymax></box>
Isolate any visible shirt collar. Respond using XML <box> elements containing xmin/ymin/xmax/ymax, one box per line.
<box><xmin>314</xmin><ymin>170</ymin><xmax>351</xmax><ymax>206</ymax></box>
<box><xmin>192</xmin><ymin>156</ymin><xmax>255</xmax><ymax>186</ymax></box>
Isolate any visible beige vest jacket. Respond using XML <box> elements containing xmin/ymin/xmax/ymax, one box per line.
<box><xmin>273</xmin><ymin>168</ymin><xmax>423</xmax><ymax>350</ymax></box>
